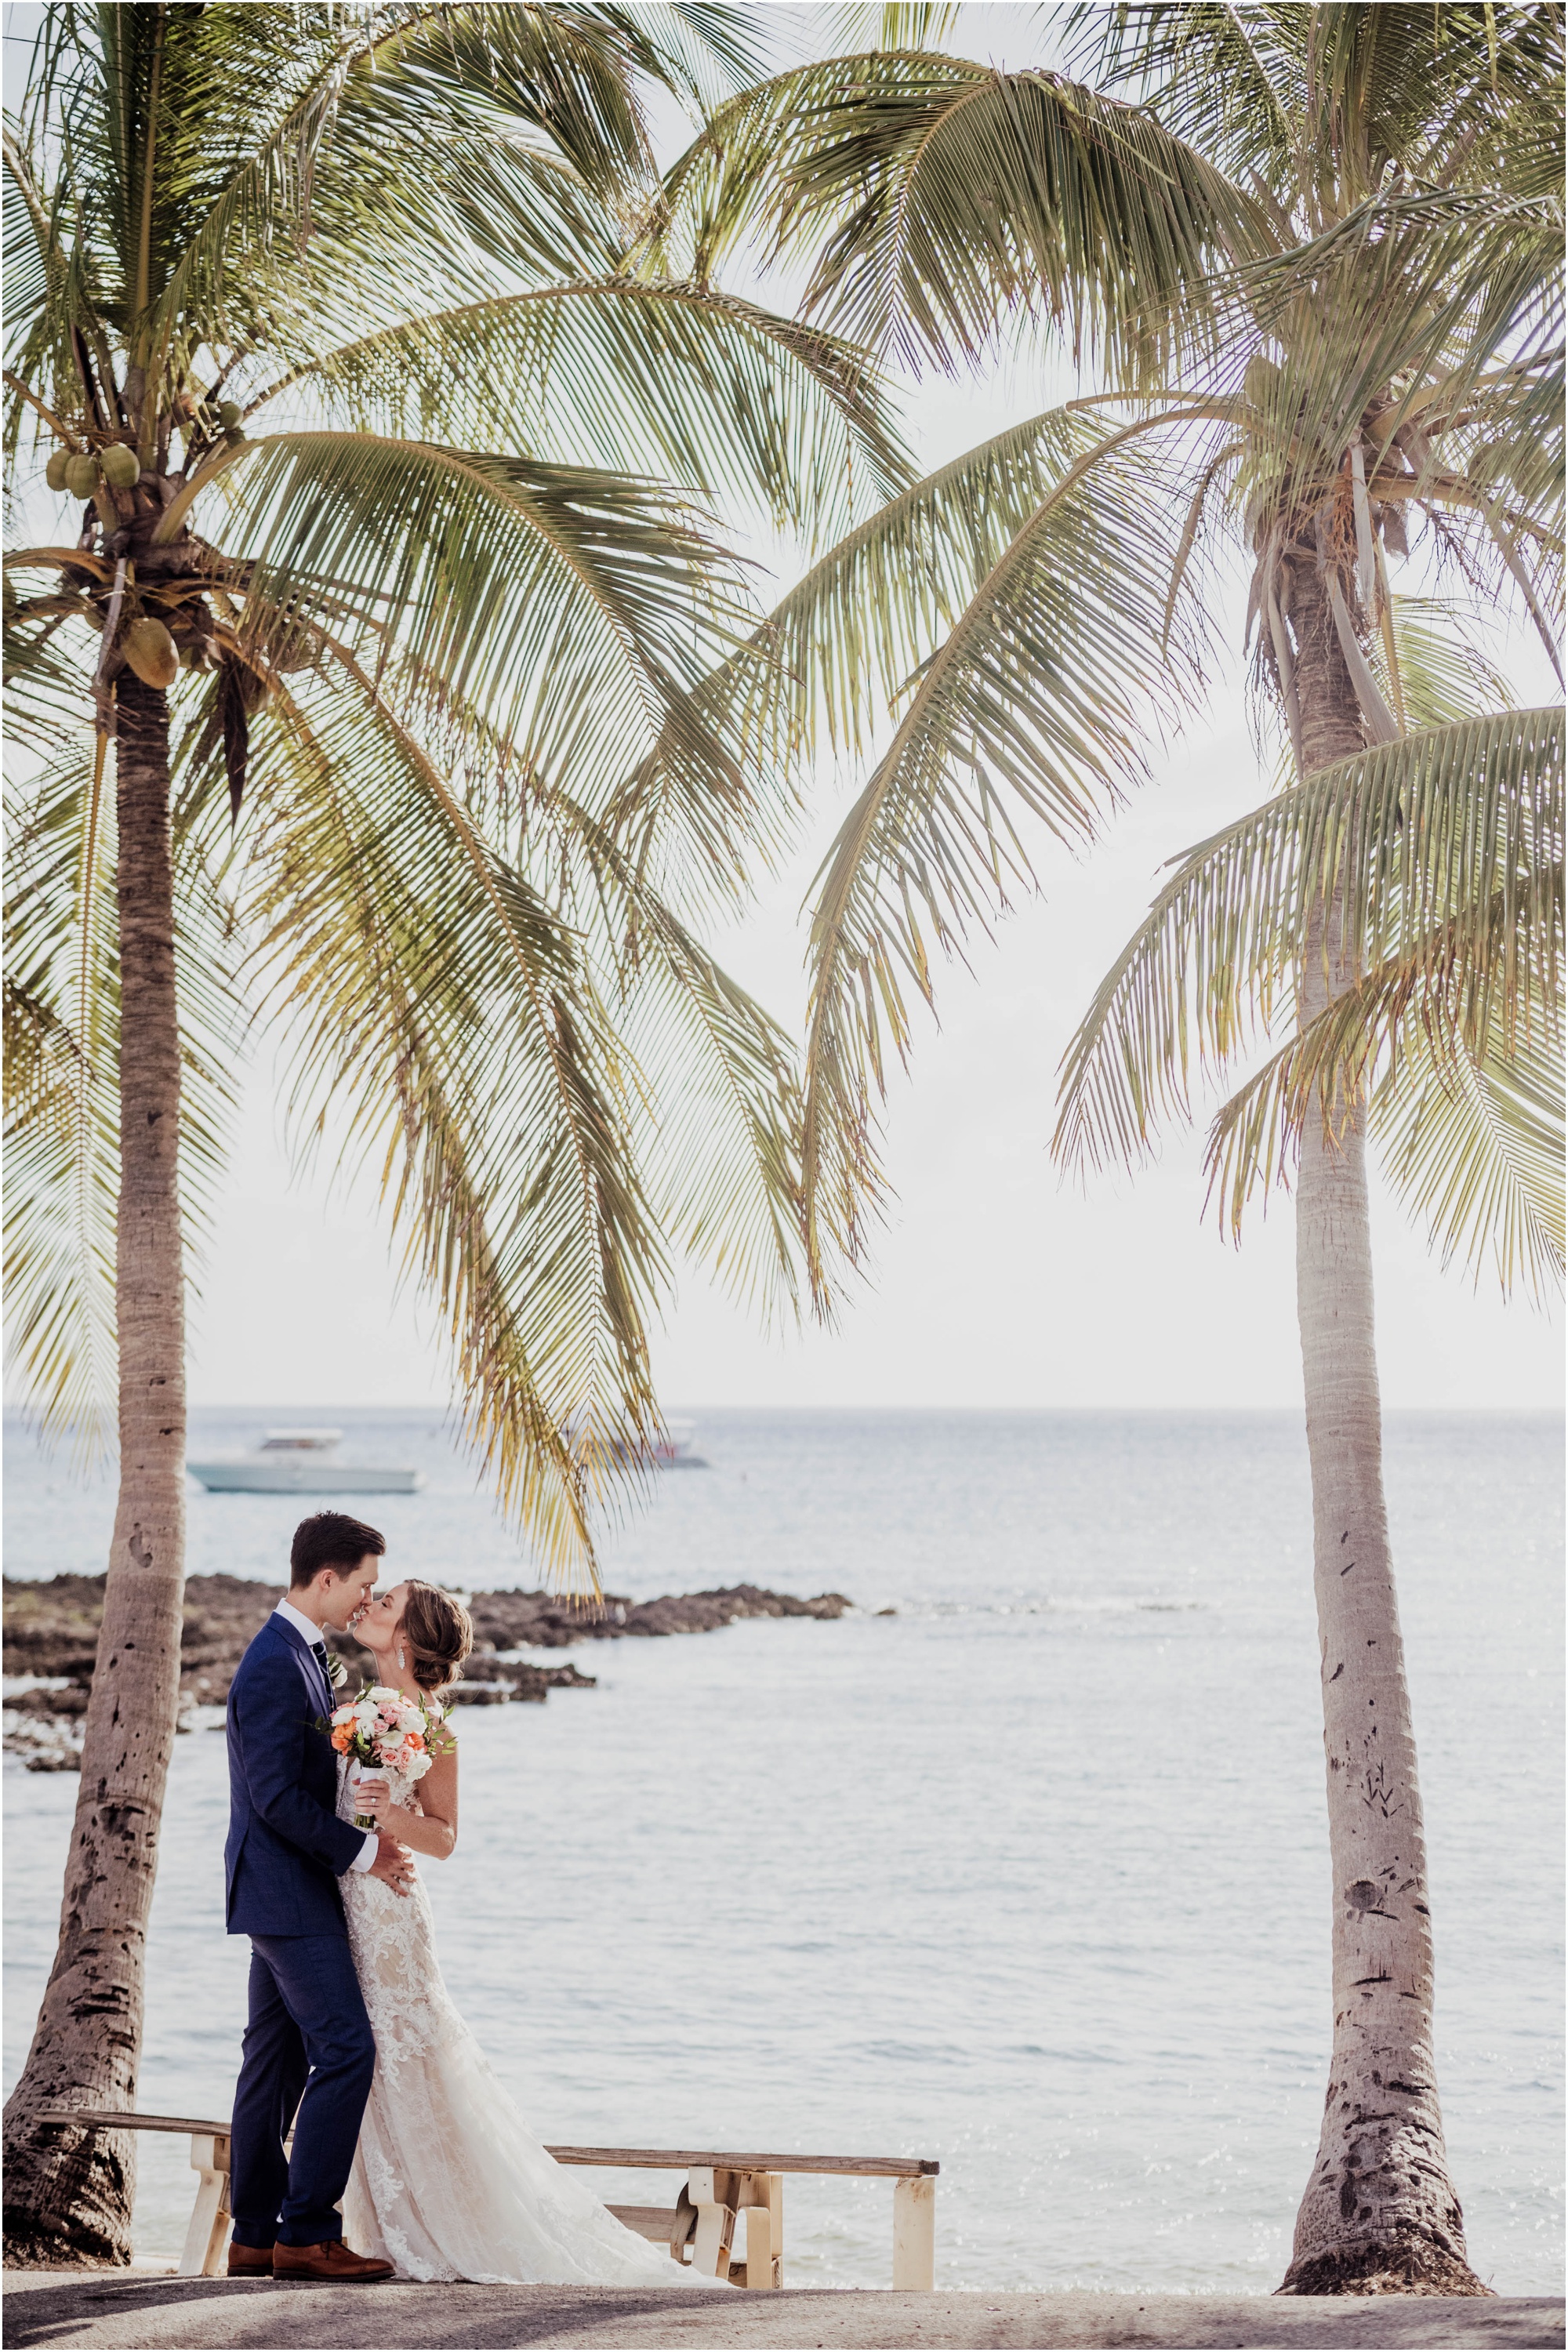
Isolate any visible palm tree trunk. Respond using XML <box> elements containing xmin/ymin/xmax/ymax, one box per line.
<box><xmin>1277</xmin><ymin>570</ymin><xmax>1485</xmax><ymax>2297</ymax></box>
<box><xmin>2</xmin><ymin>676</ymin><xmax>187</xmax><ymax>2268</ymax></box>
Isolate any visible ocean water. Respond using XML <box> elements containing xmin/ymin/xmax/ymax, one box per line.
<box><xmin>4</xmin><ymin>1406</ymin><xmax>1562</xmax><ymax>2293</ymax></box>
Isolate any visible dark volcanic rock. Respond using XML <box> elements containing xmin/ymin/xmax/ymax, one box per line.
<box><xmin>468</xmin><ymin>1583</ymin><xmax>852</xmax><ymax>1652</ymax></box>
<box><xmin>2</xmin><ymin>1572</ymin><xmax>106</xmax><ymax>1665</ymax></box>
<box><xmin>4</xmin><ymin>1576</ymin><xmax>853</xmax><ymax>1749</ymax></box>
<box><xmin>9</xmin><ymin>1684</ymin><xmax>91</xmax><ymax>1718</ymax></box>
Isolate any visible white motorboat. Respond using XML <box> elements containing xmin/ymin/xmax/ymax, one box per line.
<box><xmin>608</xmin><ymin>1417</ymin><xmax>704</xmax><ymax>1467</ymax></box>
<box><xmin>577</xmin><ymin>1415</ymin><xmax>705</xmax><ymax>1468</ymax></box>
<box><xmin>186</xmin><ymin>1429</ymin><xmax>424</xmax><ymax>1496</ymax></box>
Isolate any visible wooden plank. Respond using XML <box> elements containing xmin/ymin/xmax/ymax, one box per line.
<box><xmin>543</xmin><ymin>2147</ymin><xmax>939</xmax><ymax>2178</ymax></box>
<box><xmin>604</xmin><ymin>2205</ymin><xmax>681</xmax><ymax>2243</ymax></box>
<box><xmin>38</xmin><ymin>2111</ymin><xmax>227</xmax><ymax>2137</ymax></box>
<box><xmin>36</xmin><ymin>2112</ymin><xmax>939</xmax><ymax>2177</ymax></box>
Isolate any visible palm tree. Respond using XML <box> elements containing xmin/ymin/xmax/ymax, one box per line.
<box><xmin>2</xmin><ymin>0</ymin><xmax>906</xmax><ymax>2264</ymax></box>
<box><xmin>649</xmin><ymin>0</ymin><xmax>1563</xmax><ymax>2295</ymax></box>
<box><xmin>1057</xmin><ymin>704</ymin><xmax>1563</xmax><ymax>2294</ymax></box>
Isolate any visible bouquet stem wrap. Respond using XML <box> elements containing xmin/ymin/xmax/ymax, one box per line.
<box><xmin>327</xmin><ymin>1683</ymin><xmax>452</xmax><ymax>1828</ymax></box>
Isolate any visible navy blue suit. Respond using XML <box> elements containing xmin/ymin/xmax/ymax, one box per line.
<box><xmin>226</xmin><ymin>1612</ymin><xmax>376</xmax><ymax>2248</ymax></box>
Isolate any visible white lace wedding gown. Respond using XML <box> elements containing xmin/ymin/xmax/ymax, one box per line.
<box><xmin>336</xmin><ymin>1756</ymin><xmax>695</xmax><ymax>2285</ymax></box>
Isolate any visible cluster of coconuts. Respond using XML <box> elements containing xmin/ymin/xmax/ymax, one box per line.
<box><xmin>46</xmin><ymin>400</ymin><xmax>245</xmax><ymax>503</ymax></box>
<box><xmin>46</xmin><ymin>402</ymin><xmax>268</xmax><ymax>699</ymax></box>
<box><xmin>45</xmin><ymin>441</ymin><xmax>142</xmax><ymax>499</ymax></box>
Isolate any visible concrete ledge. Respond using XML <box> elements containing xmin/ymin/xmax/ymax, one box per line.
<box><xmin>1</xmin><ymin>2274</ymin><xmax>1562</xmax><ymax>2352</ymax></box>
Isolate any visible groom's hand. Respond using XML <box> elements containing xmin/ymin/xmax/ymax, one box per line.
<box><xmin>369</xmin><ymin>1831</ymin><xmax>415</xmax><ymax>1896</ymax></box>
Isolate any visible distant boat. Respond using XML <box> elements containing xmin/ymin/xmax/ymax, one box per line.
<box><xmin>580</xmin><ymin>1416</ymin><xmax>705</xmax><ymax>1469</ymax></box>
<box><xmin>186</xmin><ymin>1429</ymin><xmax>424</xmax><ymax>1495</ymax></box>
<box><xmin>655</xmin><ymin>1417</ymin><xmax>702</xmax><ymax>1467</ymax></box>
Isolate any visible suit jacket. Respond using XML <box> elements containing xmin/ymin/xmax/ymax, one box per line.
<box><xmin>224</xmin><ymin>1613</ymin><xmax>365</xmax><ymax>1937</ymax></box>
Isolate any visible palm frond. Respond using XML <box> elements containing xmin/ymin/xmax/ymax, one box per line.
<box><xmin>219</xmin><ymin>430</ymin><xmax>753</xmax><ymax>810</ymax></box>
<box><xmin>730</xmin><ymin>404</ymin><xmax>1096</xmax><ymax>770</ymax></box>
<box><xmin>565</xmin><ymin>816</ymin><xmax>810</xmax><ymax>1322</ymax></box>
<box><xmin>792</xmin><ymin>417</ymin><xmax>1211</xmax><ymax>1288</ymax></box>
<box><xmin>1202</xmin><ymin>913</ymin><xmax>1563</xmax><ymax>1301</ymax></box>
<box><xmin>4</xmin><ymin>722</ymin><xmax>244</xmax><ymax>1455</ymax></box>
<box><xmin>649</xmin><ymin>49</ymin><xmax>1254</xmax><ymax>377</ymax></box>
<box><xmin>245</xmin><ymin>654</ymin><xmax>673</xmax><ymax>1579</ymax></box>
<box><xmin>1078</xmin><ymin>2</ymin><xmax>1563</xmax><ymax>211</ymax></box>
<box><xmin>604</xmin><ymin>403</ymin><xmax>1105</xmax><ymax>908</ymax></box>
<box><xmin>605</xmin><ymin>2</ymin><xmax>778</xmax><ymax>111</ymax></box>
<box><xmin>1375</xmin><ymin>995</ymin><xmax>1563</xmax><ymax>1300</ymax></box>
<box><xmin>248</xmin><ymin>278</ymin><xmax>911</xmax><ymax>542</ymax></box>
<box><xmin>1054</xmin><ymin>707</ymin><xmax>1564</xmax><ymax>1183</ymax></box>
<box><xmin>13</xmin><ymin>3</ymin><xmax>691</xmax><ymax>433</ymax></box>
<box><xmin>1232</xmin><ymin>187</ymin><xmax>1563</xmax><ymax>525</ymax></box>
<box><xmin>4</xmin><ymin>743</ymin><xmax>118</xmax><ymax>1454</ymax></box>
<box><xmin>1368</xmin><ymin>595</ymin><xmax>1517</xmax><ymax>735</ymax></box>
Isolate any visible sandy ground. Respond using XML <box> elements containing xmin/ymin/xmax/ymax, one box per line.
<box><xmin>2</xmin><ymin>2274</ymin><xmax>1562</xmax><ymax>2352</ymax></box>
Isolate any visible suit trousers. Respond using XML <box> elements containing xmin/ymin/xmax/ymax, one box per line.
<box><xmin>230</xmin><ymin>1933</ymin><xmax>376</xmax><ymax>2248</ymax></box>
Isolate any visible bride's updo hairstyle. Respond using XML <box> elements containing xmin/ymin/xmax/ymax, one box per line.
<box><xmin>399</xmin><ymin>1583</ymin><xmax>472</xmax><ymax>1696</ymax></box>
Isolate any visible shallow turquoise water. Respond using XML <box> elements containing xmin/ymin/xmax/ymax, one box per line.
<box><xmin>5</xmin><ymin>1408</ymin><xmax>1561</xmax><ymax>2290</ymax></box>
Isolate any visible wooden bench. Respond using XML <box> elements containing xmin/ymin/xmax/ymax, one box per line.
<box><xmin>36</xmin><ymin>2111</ymin><xmax>938</xmax><ymax>2292</ymax></box>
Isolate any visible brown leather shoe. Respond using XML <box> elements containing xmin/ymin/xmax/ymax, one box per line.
<box><xmin>273</xmin><ymin>2239</ymin><xmax>395</xmax><ymax>2283</ymax></box>
<box><xmin>227</xmin><ymin>2241</ymin><xmax>273</xmax><ymax>2278</ymax></box>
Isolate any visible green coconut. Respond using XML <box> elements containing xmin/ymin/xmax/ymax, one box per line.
<box><xmin>1243</xmin><ymin>353</ymin><xmax>1283</xmax><ymax>411</ymax></box>
<box><xmin>218</xmin><ymin>400</ymin><xmax>243</xmax><ymax>429</ymax></box>
<box><xmin>45</xmin><ymin>450</ymin><xmax>71</xmax><ymax>492</ymax></box>
<box><xmin>100</xmin><ymin>442</ymin><xmax>141</xmax><ymax>491</ymax></box>
<box><xmin>122</xmin><ymin>615</ymin><xmax>180</xmax><ymax>689</ymax></box>
<box><xmin>64</xmin><ymin>452</ymin><xmax>101</xmax><ymax>500</ymax></box>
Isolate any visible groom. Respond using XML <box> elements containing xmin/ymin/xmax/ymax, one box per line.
<box><xmin>224</xmin><ymin>1511</ymin><xmax>411</xmax><ymax>2281</ymax></box>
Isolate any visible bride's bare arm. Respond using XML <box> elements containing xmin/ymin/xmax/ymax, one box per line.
<box><xmin>356</xmin><ymin>1740</ymin><xmax>459</xmax><ymax>1859</ymax></box>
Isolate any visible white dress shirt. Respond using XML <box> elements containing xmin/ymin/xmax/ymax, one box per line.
<box><xmin>272</xmin><ymin>1599</ymin><xmax>376</xmax><ymax>1873</ymax></box>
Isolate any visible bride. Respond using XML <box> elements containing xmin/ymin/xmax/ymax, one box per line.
<box><xmin>339</xmin><ymin>1577</ymin><xmax>707</xmax><ymax>2287</ymax></box>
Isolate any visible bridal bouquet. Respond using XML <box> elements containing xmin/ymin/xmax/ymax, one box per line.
<box><xmin>328</xmin><ymin>1686</ymin><xmax>452</xmax><ymax>1828</ymax></box>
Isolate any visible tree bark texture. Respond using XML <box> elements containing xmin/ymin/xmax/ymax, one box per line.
<box><xmin>2</xmin><ymin>677</ymin><xmax>187</xmax><ymax>2267</ymax></box>
<box><xmin>1277</xmin><ymin>571</ymin><xmax>1485</xmax><ymax>2296</ymax></box>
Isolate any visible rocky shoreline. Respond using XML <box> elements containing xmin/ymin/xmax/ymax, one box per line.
<box><xmin>2</xmin><ymin>1574</ymin><xmax>853</xmax><ymax>1771</ymax></box>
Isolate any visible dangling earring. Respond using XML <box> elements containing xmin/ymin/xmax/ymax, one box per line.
<box><xmin>397</xmin><ymin>1645</ymin><xmax>406</xmax><ymax>1670</ymax></box>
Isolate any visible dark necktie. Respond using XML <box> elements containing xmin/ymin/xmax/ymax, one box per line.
<box><xmin>310</xmin><ymin>1639</ymin><xmax>332</xmax><ymax>1699</ymax></box>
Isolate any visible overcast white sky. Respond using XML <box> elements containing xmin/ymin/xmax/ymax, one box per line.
<box><xmin>8</xmin><ymin>3</ymin><xmax>1562</xmax><ymax>1414</ymax></box>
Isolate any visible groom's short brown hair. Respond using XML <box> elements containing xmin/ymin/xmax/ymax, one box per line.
<box><xmin>289</xmin><ymin>1512</ymin><xmax>386</xmax><ymax>1588</ymax></box>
